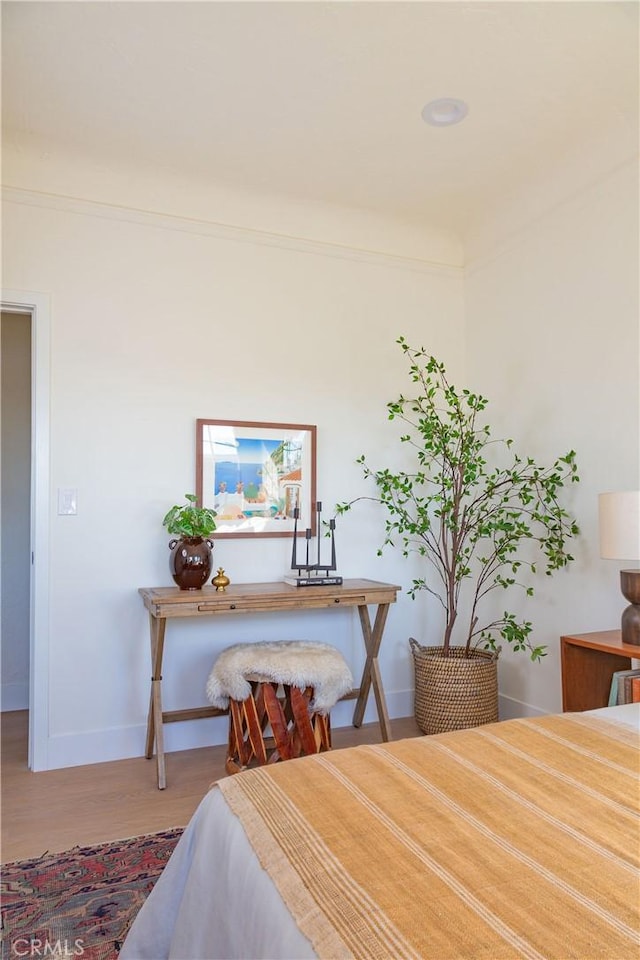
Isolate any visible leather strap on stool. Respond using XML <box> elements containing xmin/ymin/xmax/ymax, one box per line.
<box><xmin>226</xmin><ymin>680</ymin><xmax>331</xmax><ymax>774</ymax></box>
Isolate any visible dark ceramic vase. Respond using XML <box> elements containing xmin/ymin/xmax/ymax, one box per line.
<box><xmin>168</xmin><ymin>537</ymin><xmax>214</xmax><ymax>591</ymax></box>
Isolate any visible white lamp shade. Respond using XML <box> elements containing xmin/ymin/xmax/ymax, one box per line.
<box><xmin>598</xmin><ymin>491</ymin><xmax>640</xmax><ymax>561</ymax></box>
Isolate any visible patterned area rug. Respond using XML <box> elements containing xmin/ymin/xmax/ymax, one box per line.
<box><xmin>1</xmin><ymin>828</ymin><xmax>183</xmax><ymax>960</ymax></box>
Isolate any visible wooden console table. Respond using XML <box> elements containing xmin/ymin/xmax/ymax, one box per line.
<box><xmin>139</xmin><ymin>578</ymin><xmax>401</xmax><ymax>788</ymax></box>
<box><xmin>560</xmin><ymin>630</ymin><xmax>639</xmax><ymax>712</ymax></box>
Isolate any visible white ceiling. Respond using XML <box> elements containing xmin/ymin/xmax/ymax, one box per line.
<box><xmin>2</xmin><ymin>1</ymin><xmax>638</xmax><ymax>238</ymax></box>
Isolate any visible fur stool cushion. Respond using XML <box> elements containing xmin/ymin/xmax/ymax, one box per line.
<box><xmin>206</xmin><ymin>639</ymin><xmax>353</xmax><ymax>713</ymax></box>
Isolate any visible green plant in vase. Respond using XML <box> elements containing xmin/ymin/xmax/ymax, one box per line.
<box><xmin>163</xmin><ymin>493</ymin><xmax>217</xmax><ymax>539</ymax></box>
<box><xmin>163</xmin><ymin>494</ymin><xmax>217</xmax><ymax>591</ymax></box>
<box><xmin>336</xmin><ymin>338</ymin><xmax>580</xmax><ymax>732</ymax></box>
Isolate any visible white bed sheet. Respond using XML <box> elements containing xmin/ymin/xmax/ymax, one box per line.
<box><xmin>120</xmin><ymin>704</ymin><xmax>639</xmax><ymax>960</ymax></box>
<box><xmin>585</xmin><ymin>701</ymin><xmax>640</xmax><ymax>727</ymax></box>
<box><xmin>120</xmin><ymin>786</ymin><xmax>313</xmax><ymax>960</ymax></box>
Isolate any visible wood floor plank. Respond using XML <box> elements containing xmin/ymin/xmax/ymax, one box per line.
<box><xmin>1</xmin><ymin>710</ymin><xmax>420</xmax><ymax>862</ymax></box>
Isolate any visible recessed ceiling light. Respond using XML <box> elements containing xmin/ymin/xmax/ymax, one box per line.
<box><xmin>421</xmin><ymin>98</ymin><xmax>469</xmax><ymax>127</ymax></box>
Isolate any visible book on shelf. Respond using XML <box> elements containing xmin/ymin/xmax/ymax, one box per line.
<box><xmin>632</xmin><ymin>676</ymin><xmax>640</xmax><ymax>703</ymax></box>
<box><xmin>608</xmin><ymin>667</ymin><xmax>640</xmax><ymax>706</ymax></box>
<box><xmin>284</xmin><ymin>575</ymin><xmax>343</xmax><ymax>588</ymax></box>
<box><xmin>622</xmin><ymin>674</ymin><xmax>634</xmax><ymax>704</ymax></box>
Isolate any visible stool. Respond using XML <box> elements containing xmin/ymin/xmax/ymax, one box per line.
<box><xmin>205</xmin><ymin>640</ymin><xmax>353</xmax><ymax>775</ymax></box>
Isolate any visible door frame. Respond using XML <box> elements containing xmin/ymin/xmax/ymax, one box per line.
<box><xmin>1</xmin><ymin>290</ymin><xmax>50</xmax><ymax>770</ymax></box>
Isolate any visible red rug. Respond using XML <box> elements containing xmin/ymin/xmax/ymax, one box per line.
<box><xmin>1</xmin><ymin>828</ymin><xmax>183</xmax><ymax>959</ymax></box>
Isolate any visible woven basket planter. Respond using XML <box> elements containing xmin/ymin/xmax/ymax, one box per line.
<box><xmin>409</xmin><ymin>638</ymin><xmax>499</xmax><ymax>735</ymax></box>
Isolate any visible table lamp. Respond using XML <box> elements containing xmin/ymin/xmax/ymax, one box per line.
<box><xmin>598</xmin><ymin>490</ymin><xmax>640</xmax><ymax>645</ymax></box>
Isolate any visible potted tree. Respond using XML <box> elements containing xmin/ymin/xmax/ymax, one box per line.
<box><xmin>163</xmin><ymin>493</ymin><xmax>217</xmax><ymax>591</ymax></box>
<box><xmin>337</xmin><ymin>338</ymin><xmax>580</xmax><ymax>734</ymax></box>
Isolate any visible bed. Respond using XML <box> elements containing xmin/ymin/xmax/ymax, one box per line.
<box><xmin>121</xmin><ymin>704</ymin><xmax>639</xmax><ymax>960</ymax></box>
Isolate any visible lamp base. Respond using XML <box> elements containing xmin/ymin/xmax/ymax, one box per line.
<box><xmin>620</xmin><ymin>570</ymin><xmax>640</xmax><ymax>646</ymax></box>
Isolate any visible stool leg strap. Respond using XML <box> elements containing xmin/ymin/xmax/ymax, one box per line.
<box><xmin>263</xmin><ymin>682</ymin><xmax>293</xmax><ymax>761</ymax></box>
<box><xmin>229</xmin><ymin>699</ymin><xmax>250</xmax><ymax>768</ymax></box>
<box><xmin>315</xmin><ymin>712</ymin><xmax>331</xmax><ymax>752</ymax></box>
<box><xmin>244</xmin><ymin>687</ymin><xmax>268</xmax><ymax>765</ymax></box>
<box><xmin>289</xmin><ymin>686</ymin><xmax>318</xmax><ymax>757</ymax></box>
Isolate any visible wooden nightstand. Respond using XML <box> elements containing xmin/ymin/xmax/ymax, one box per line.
<box><xmin>560</xmin><ymin>630</ymin><xmax>640</xmax><ymax>711</ymax></box>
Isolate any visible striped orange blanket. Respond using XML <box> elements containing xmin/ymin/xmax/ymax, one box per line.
<box><xmin>217</xmin><ymin>714</ymin><xmax>639</xmax><ymax>960</ymax></box>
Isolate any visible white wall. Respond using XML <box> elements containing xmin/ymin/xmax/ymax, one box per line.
<box><xmin>3</xmin><ymin>140</ymin><xmax>637</xmax><ymax>768</ymax></box>
<box><xmin>2</xmin><ymin>176</ymin><xmax>465</xmax><ymax>769</ymax></box>
<box><xmin>464</xmin><ymin>157</ymin><xmax>640</xmax><ymax>716</ymax></box>
<box><xmin>1</xmin><ymin>312</ymin><xmax>31</xmax><ymax>711</ymax></box>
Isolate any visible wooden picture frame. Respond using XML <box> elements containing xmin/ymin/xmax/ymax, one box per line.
<box><xmin>196</xmin><ymin>419</ymin><xmax>317</xmax><ymax>539</ymax></box>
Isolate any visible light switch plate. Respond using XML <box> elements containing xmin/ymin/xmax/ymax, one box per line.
<box><xmin>58</xmin><ymin>487</ymin><xmax>78</xmax><ymax>515</ymax></box>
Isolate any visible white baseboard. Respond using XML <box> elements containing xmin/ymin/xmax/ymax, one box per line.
<box><xmin>1</xmin><ymin>681</ymin><xmax>29</xmax><ymax>712</ymax></box>
<box><xmin>41</xmin><ymin>689</ymin><xmax>416</xmax><ymax>771</ymax></box>
<box><xmin>44</xmin><ymin>716</ymin><xmax>228</xmax><ymax>770</ymax></box>
<box><xmin>498</xmin><ymin>694</ymin><xmax>547</xmax><ymax>721</ymax></box>
<box><xmin>38</xmin><ymin>690</ymin><xmax>540</xmax><ymax>771</ymax></box>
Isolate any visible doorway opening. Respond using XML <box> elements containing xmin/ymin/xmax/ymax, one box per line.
<box><xmin>1</xmin><ymin>311</ymin><xmax>31</xmax><ymax>734</ymax></box>
<box><xmin>1</xmin><ymin>291</ymin><xmax>50</xmax><ymax>770</ymax></box>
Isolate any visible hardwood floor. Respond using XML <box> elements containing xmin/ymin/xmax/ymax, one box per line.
<box><xmin>1</xmin><ymin>710</ymin><xmax>420</xmax><ymax>863</ymax></box>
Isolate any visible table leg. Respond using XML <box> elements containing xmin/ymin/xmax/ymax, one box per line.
<box><xmin>145</xmin><ymin>614</ymin><xmax>167</xmax><ymax>789</ymax></box>
<box><xmin>353</xmin><ymin>603</ymin><xmax>392</xmax><ymax>741</ymax></box>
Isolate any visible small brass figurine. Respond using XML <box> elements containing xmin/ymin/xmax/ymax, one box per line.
<box><xmin>212</xmin><ymin>567</ymin><xmax>230</xmax><ymax>592</ymax></box>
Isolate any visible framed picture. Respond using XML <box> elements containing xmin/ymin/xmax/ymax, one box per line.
<box><xmin>196</xmin><ymin>419</ymin><xmax>317</xmax><ymax>538</ymax></box>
